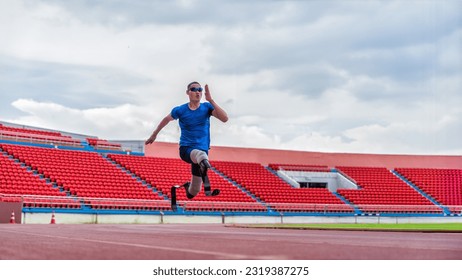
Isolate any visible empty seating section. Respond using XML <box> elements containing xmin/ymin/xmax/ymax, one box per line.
<box><xmin>336</xmin><ymin>166</ymin><xmax>440</xmax><ymax>213</ymax></box>
<box><xmin>107</xmin><ymin>154</ymin><xmax>190</xmax><ymax>198</ymax></box>
<box><xmin>0</xmin><ymin>124</ymin><xmax>81</xmax><ymax>147</ymax></box>
<box><xmin>0</xmin><ymin>151</ymin><xmax>63</xmax><ymax>197</ymax></box>
<box><xmin>0</xmin><ymin>144</ymin><xmax>168</xmax><ymax>211</ymax></box>
<box><xmin>0</xmin><ymin>124</ymin><xmax>62</xmax><ymax>137</ymax></box>
<box><xmin>396</xmin><ymin>168</ymin><xmax>462</xmax><ymax>214</ymax></box>
<box><xmin>212</xmin><ymin>161</ymin><xmax>352</xmax><ymax>213</ymax></box>
<box><xmin>107</xmin><ymin>154</ymin><xmax>265</xmax><ymax>212</ymax></box>
<box><xmin>0</xmin><ymin>148</ymin><xmax>80</xmax><ymax>208</ymax></box>
<box><xmin>1</xmin><ymin>139</ymin><xmax>460</xmax><ymax>215</ymax></box>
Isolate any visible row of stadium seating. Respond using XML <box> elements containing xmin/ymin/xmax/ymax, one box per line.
<box><xmin>0</xmin><ymin>123</ymin><xmax>122</xmax><ymax>151</ymax></box>
<box><xmin>86</xmin><ymin>138</ymin><xmax>122</xmax><ymax>150</ymax></box>
<box><xmin>1</xmin><ymin>142</ymin><xmax>461</xmax><ymax>214</ymax></box>
<box><xmin>0</xmin><ymin>123</ymin><xmax>62</xmax><ymax>137</ymax></box>
<box><xmin>268</xmin><ymin>163</ymin><xmax>331</xmax><ymax>172</ymax></box>
<box><xmin>0</xmin><ymin>125</ymin><xmax>82</xmax><ymax>147</ymax></box>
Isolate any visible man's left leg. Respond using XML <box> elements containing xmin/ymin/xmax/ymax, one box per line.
<box><xmin>187</xmin><ymin>166</ymin><xmax>202</xmax><ymax>198</ymax></box>
<box><xmin>190</xmin><ymin>149</ymin><xmax>219</xmax><ymax>196</ymax></box>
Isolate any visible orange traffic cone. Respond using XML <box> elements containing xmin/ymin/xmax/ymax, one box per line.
<box><xmin>9</xmin><ymin>211</ymin><xmax>15</xmax><ymax>224</ymax></box>
<box><xmin>50</xmin><ymin>212</ymin><xmax>56</xmax><ymax>224</ymax></box>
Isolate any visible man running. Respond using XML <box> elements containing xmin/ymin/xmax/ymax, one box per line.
<box><xmin>145</xmin><ymin>81</ymin><xmax>228</xmax><ymax>199</ymax></box>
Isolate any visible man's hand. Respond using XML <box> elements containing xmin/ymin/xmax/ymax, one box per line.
<box><xmin>145</xmin><ymin>134</ymin><xmax>156</xmax><ymax>145</ymax></box>
<box><xmin>204</xmin><ymin>84</ymin><xmax>213</xmax><ymax>102</ymax></box>
<box><xmin>205</xmin><ymin>84</ymin><xmax>229</xmax><ymax>123</ymax></box>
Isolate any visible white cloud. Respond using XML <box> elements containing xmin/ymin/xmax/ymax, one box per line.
<box><xmin>9</xmin><ymin>98</ymin><xmax>153</xmax><ymax>139</ymax></box>
<box><xmin>1</xmin><ymin>0</ymin><xmax>461</xmax><ymax>156</ymax></box>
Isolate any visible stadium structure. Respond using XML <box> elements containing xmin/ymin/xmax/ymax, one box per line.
<box><xmin>1</xmin><ymin>121</ymin><xmax>461</xmax><ymax>224</ymax></box>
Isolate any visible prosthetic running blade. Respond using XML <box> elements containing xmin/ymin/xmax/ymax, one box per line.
<box><xmin>170</xmin><ymin>185</ymin><xmax>180</xmax><ymax>211</ymax></box>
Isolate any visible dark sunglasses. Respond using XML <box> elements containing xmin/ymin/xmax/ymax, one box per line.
<box><xmin>189</xmin><ymin>87</ymin><xmax>203</xmax><ymax>92</ymax></box>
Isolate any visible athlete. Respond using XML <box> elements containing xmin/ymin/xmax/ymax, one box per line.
<box><xmin>145</xmin><ymin>82</ymin><xmax>228</xmax><ymax>201</ymax></box>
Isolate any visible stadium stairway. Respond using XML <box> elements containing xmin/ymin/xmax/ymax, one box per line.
<box><xmin>332</xmin><ymin>192</ymin><xmax>362</xmax><ymax>215</ymax></box>
<box><xmin>210</xmin><ymin>165</ymin><xmax>271</xmax><ymax>212</ymax></box>
<box><xmin>103</xmin><ymin>154</ymin><xmax>169</xmax><ymax>201</ymax></box>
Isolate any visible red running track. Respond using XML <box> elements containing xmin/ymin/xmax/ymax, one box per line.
<box><xmin>0</xmin><ymin>224</ymin><xmax>461</xmax><ymax>260</ymax></box>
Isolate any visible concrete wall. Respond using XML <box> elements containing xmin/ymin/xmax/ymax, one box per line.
<box><xmin>22</xmin><ymin>212</ymin><xmax>462</xmax><ymax>225</ymax></box>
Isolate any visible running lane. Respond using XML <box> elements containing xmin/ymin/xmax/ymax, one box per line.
<box><xmin>0</xmin><ymin>224</ymin><xmax>461</xmax><ymax>259</ymax></box>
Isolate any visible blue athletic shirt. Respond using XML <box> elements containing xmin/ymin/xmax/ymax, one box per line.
<box><xmin>171</xmin><ymin>102</ymin><xmax>215</xmax><ymax>151</ymax></box>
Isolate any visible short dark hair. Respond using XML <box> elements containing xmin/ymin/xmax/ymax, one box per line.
<box><xmin>187</xmin><ymin>81</ymin><xmax>200</xmax><ymax>90</ymax></box>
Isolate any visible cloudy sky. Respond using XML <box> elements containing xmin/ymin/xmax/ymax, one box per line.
<box><xmin>1</xmin><ymin>0</ymin><xmax>461</xmax><ymax>155</ymax></box>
